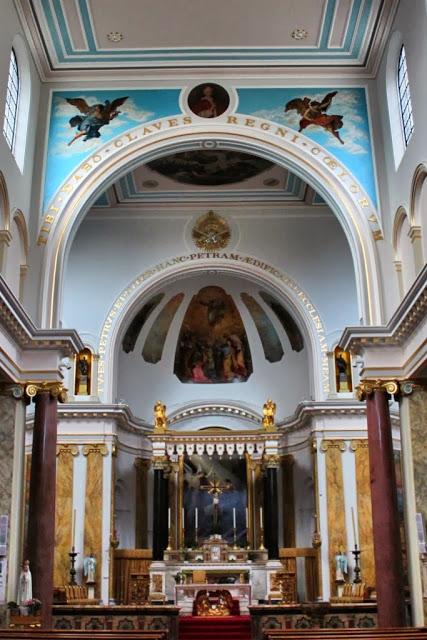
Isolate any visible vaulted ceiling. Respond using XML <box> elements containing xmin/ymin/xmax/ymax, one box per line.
<box><xmin>16</xmin><ymin>0</ymin><xmax>398</xmax><ymax>78</ymax></box>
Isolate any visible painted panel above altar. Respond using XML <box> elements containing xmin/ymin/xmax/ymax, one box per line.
<box><xmin>42</xmin><ymin>85</ymin><xmax>378</xmax><ymax>213</ymax></box>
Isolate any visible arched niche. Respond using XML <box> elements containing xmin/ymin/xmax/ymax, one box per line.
<box><xmin>0</xmin><ymin>171</ymin><xmax>11</xmax><ymax>273</ymax></box>
<box><xmin>37</xmin><ymin>123</ymin><xmax>383</xmax><ymax>329</ymax></box>
<box><xmin>98</xmin><ymin>257</ymin><xmax>330</xmax><ymax>406</ymax></box>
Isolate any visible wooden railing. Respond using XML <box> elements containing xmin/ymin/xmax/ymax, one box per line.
<box><xmin>279</xmin><ymin>547</ymin><xmax>320</xmax><ymax>601</ymax></box>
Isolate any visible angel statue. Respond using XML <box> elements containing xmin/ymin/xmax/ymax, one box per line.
<box><xmin>285</xmin><ymin>91</ymin><xmax>344</xmax><ymax>144</ymax></box>
<box><xmin>154</xmin><ymin>401</ymin><xmax>167</xmax><ymax>433</ymax></box>
<box><xmin>65</xmin><ymin>96</ymin><xmax>128</xmax><ymax>146</ymax></box>
<box><xmin>262</xmin><ymin>398</ymin><xmax>276</xmax><ymax>431</ymax></box>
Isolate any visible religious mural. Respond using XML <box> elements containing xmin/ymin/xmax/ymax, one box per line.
<box><xmin>184</xmin><ymin>454</ymin><xmax>247</xmax><ymax>547</ymax></box>
<box><xmin>240</xmin><ymin>293</ymin><xmax>284</xmax><ymax>363</ymax></box>
<box><xmin>174</xmin><ymin>286</ymin><xmax>252</xmax><ymax>383</ymax></box>
<box><xmin>147</xmin><ymin>150</ymin><xmax>272</xmax><ymax>186</ymax></box>
<box><xmin>43</xmin><ymin>86</ymin><xmax>377</xmax><ymax>209</ymax></box>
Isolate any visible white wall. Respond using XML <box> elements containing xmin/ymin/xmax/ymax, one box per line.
<box><xmin>0</xmin><ymin>2</ymin><xmax>40</xmax><ymax>299</ymax></box>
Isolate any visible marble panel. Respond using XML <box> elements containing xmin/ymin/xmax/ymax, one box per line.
<box><xmin>323</xmin><ymin>440</ymin><xmax>347</xmax><ymax>595</ymax></box>
<box><xmin>351</xmin><ymin>440</ymin><xmax>375</xmax><ymax>588</ymax></box>
<box><xmin>54</xmin><ymin>445</ymin><xmax>77</xmax><ymax>587</ymax></box>
<box><xmin>83</xmin><ymin>445</ymin><xmax>107</xmax><ymax>598</ymax></box>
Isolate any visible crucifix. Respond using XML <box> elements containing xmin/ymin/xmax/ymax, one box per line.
<box><xmin>200</xmin><ymin>474</ymin><xmax>233</xmax><ymax>535</ymax></box>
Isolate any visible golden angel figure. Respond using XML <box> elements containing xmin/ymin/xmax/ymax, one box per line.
<box><xmin>154</xmin><ymin>401</ymin><xmax>167</xmax><ymax>432</ymax></box>
<box><xmin>262</xmin><ymin>398</ymin><xmax>277</xmax><ymax>431</ymax></box>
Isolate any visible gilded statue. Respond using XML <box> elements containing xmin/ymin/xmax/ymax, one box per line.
<box><xmin>262</xmin><ymin>398</ymin><xmax>277</xmax><ymax>431</ymax></box>
<box><xmin>154</xmin><ymin>401</ymin><xmax>167</xmax><ymax>432</ymax></box>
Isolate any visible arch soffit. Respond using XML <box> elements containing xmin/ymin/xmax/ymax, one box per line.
<box><xmin>392</xmin><ymin>205</ymin><xmax>410</xmax><ymax>257</ymax></box>
<box><xmin>38</xmin><ymin>123</ymin><xmax>384</xmax><ymax>327</ymax></box>
<box><xmin>410</xmin><ymin>162</ymin><xmax>427</xmax><ymax>227</ymax></box>
<box><xmin>12</xmin><ymin>209</ymin><xmax>29</xmax><ymax>262</ymax></box>
<box><xmin>0</xmin><ymin>172</ymin><xmax>10</xmax><ymax>231</ymax></box>
<box><xmin>101</xmin><ymin>257</ymin><xmax>328</xmax><ymax>405</ymax></box>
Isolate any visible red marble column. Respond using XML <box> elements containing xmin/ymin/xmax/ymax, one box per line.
<box><xmin>26</xmin><ymin>390</ymin><xmax>58</xmax><ymax>629</ymax></box>
<box><xmin>365</xmin><ymin>386</ymin><xmax>406</xmax><ymax>627</ymax></box>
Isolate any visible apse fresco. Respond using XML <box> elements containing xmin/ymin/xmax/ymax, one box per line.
<box><xmin>241</xmin><ymin>293</ymin><xmax>284</xmax><ymax>363</ymax></box>
<box><xmin>174</xmin><ymin>286</ymin><xmax>252</xmax><ymax>383</ymax></box>
<box><xmin>184</xmin><ymin>454</ymin><xmax>247</xmax><ymax>547</ymax></box>
<box><xmin>259</xmin><ymin>290</ymin><xmax>304</xmax><ymax>352</ymax></box>
<box><xmin>44</xmin><ymin>86</ymin><xmax>377</xmax><ymax>209</ymax></box>
<box><xmin>122</xmin><ymin>292</ymin><xmax>164</xmax><ymax>353</ymax></box>
<box><xmin>147</xmin><ymin>150</ymin><xmax>272</xmax><ymax>186</ymax></box>
<box><xmin>142</xmin><ymin>293</ymin><xmax>184</xmax><ymax>364</ymax></box>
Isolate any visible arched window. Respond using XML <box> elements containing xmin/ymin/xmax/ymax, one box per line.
<box><xmin>3</xmin><ymin>49</ymin><xmax>20</xmax><ymax>151</ymax></box>
<box><xmin>397</xmin><ymin>45</ymin><xmax>414</xmax><ymax>146</ymax></box>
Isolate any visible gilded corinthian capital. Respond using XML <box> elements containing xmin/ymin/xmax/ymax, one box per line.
<box><xmin>25</xmin><ymin>381</ymin><xmax>67</xmax><ymax>402</ymax></box>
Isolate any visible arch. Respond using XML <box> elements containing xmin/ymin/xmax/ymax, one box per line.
<box><xmin>392</xmin><ymin>206</ymin><xmax>417</xmax><ymax>296</ymax></box>
<box><xmin>12</xmin><ymin>209</ymin><xmax>29</xmax><ymax>300</ymax></box>
<box><xmin>10</xmin><ymin>34</ymin><xmax>32</xmax><ymax>173</ymax></box>
<box><xmin>37</xmin><ymin>120</ymin><xmax>383</xmax><ymax>329</ymax></box>
<box><xmin>0</xmin><ymin>171</ymin><xmax>10</xmax><ymax>231</ymax></box>
<box><xmin>98</xmin><ymin>254</ymin><xmax>331</xmax><ymax>404</ymax></box>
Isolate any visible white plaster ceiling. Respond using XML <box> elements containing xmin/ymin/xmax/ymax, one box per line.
<box><xmin>16</xmin><ymin>0</ymin><xmax>398</xmax><ymax>78</ymax></box>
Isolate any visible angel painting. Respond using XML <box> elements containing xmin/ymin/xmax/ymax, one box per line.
<box><xmin>285</xmin><ymin>91</ymin><xmax>344</xmax><ymax>144</ymax></box>
<box><xmin>65</xmin><ymin>96</ymin><xmax>128</xmax><ymax>146</ymax></box>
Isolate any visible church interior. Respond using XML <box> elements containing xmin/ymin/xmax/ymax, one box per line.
<box><xmin>0</xmin><ymin>1</ymin><xmax>427</xmax><ymax>639</ymax></box>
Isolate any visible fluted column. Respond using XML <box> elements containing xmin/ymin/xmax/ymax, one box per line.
<box><xmin>263</xmin><ymin>455</ymin><xmax>279</xmax><ymax>559</ymax></box>
<box><xmin>152</xmin><ymin>459</ymin><xmax>169</xmax><ymax>560</ymax></box>
<box><xmin>26</xmin><ymin>382</ymin><xmax>66</xmax><ymax>629</ymax></box>
<box><xmin>356</xmin><ymin>380</ymin><xmax>406</xmax><ymax>627</ymax></box>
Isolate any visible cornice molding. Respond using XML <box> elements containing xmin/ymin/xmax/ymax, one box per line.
<box><xmin>339</xmin><ymin>264</ymin><xmax>427</xmax><ymax>352</ymax></box>
<box><xmin>0</xmin><ymin>275</ymin><xmax>84</xmax><ymax>355</ymax></box>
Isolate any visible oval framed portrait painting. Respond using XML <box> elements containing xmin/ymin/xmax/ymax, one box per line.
<box><xmin>187</xmin><ymin>83</ymin><xmax>230</xmax><ymax>118</ymax></box>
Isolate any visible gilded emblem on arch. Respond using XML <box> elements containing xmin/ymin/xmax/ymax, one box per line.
<box><xmin>192</xmin><ymin>211</ymin><xmax>231</xmax><ymax>251</ymax></box>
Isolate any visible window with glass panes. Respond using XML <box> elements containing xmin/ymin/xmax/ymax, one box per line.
<box><xmin>397</xmin><ymin>45</ymin><xmax>414</xmax><ymax>146</ymax></box>
<box><xmin>3</xmin><ymin>49</ymin><xmax>20</xmax><ymax>151</ymax></box>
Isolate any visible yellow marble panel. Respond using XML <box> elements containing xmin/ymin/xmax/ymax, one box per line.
<box><xmin>351</xmin><ymin>440</ymin><xmax>375</xmax><ymax>588</ymax></box>
<box><xmin>83</xmin><ymin>444</ymin><xmax>107</xmax><ymax>598</ymax></box>
<box><xmin>323</xmin><ymin>440</ymin><xmax>347</xmax><ymax>595</ymax></box>
<box><xmin>54</xmin><ymin>445</ymin><xmax>77</xmax><ymax>587</ymax></box>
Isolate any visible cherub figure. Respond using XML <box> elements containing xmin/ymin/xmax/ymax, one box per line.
<box><xmin>154</xmin><ymin>400</ymin><xmax>167</xmax><ymax>432</ymax></box>
<box><xmin>262</xmin><ymin>398</ymin><xmax>277</xmax><ymax>431</ymax></box>
<box><xmin>285</xmin><ymin>91</ymin><xmax>344</xmax><ymax>144</ymax></box>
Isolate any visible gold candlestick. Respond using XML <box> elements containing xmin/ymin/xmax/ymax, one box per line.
<box><xmin>259</xmin><ymin>527</ymin><xmax>265</xmax><ymax>551</ymax></box>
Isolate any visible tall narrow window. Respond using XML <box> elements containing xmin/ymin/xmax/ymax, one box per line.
<box><xmin>3</xmin><ymin>49</ymin><xmax>20</xmax><ymax>151</ymax></box>
<box><xmin>397</xmin><ymin>45</ymin><xmax>414</xmax><ymax>146</ymax></box>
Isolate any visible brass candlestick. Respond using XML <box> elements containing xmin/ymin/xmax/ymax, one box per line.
<box><xmin>166</xmin><ymin>528</ymin><xmax>173</xmax><ymax>551</ymax></box>
<box><xmin>233</xmin><ymin>526</ymin><xmax>238</xmax><ymax>550</ymax></box>
<box><xmin>352</xmin><ymin>544</ymin><xmax>362</xmax><ymax>584</ymax></box>
<box><xmin>69</xmin><ymin>547</ymin><xmax>78</xmax><ymax>585</ymax></box>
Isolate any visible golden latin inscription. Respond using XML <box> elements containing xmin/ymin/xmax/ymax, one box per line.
<box><xmin>38</xmin><ymin>113</ymin><xmax>381</xmax><ymax>246</ymax></box>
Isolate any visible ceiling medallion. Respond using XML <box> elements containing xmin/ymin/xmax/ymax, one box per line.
<box><xmin>107</xmin><ymin>32</ymin><xmax>124</xmax><ymax>42</ymax></box>
<box><xmin>192</xmin><ymin>211</ymin><xmax>231</xmax><ymax>251</ymax></box>
<box><xmin>291</xmin><ymin>28</ymin><xmax>308</xmax><ymax>40</ymax></box>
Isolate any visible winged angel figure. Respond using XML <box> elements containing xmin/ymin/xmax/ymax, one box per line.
<box><xmin>65</xmin><ymin>96</ymin><xmax>128</xmax><ymax>145</ymax></box>
<box><xmin>285</xmin><ymin>91</ymin><xmax>344</xmax><ymax>144</ymax></box>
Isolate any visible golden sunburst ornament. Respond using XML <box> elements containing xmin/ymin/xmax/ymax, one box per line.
<box><xmin>192</xmin><ymin>211</ymin><xmax>231</xmax><ymax>251</ymax></box>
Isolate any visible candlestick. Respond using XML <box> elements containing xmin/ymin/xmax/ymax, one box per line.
<box><xmin>72</xmin><ymin>508</ymin><xmax>76</xmax><ymax>549</ymax></box>
<box><xmin>352</xmin><ymin>543</ymin><xmax>362</xmax><ymax>584</ymax></box>
<box><xmin>260</xmin><ymin>506</ymin><xmax>263</xmax><ymax>526</ymax></box>
<box><xmin>168</xmin><ymin>507</ymin><xmax>171</xmax><ymax>530</ymax></box>
<box><xmin>233</xmin><ymin>507</ymin><xmax>236</xmax><ymax>529</ymax></box>
<box><xmin>68</xmin><ymin>548</ymin><xmax>78</xmax><ymax>585</ymax></box>
<box><xmin>245</xmin><ymin>507</ymin><xmax>249</xmax><ymax>529</ymax></box>
<box><xmin>195</xmin><ymin>507</ymin><xmax>198</xmax><ymax>529</ymax></box>
<box><xmin>351</xmin><ymin>507</ymin><xmax>358</xmax><ymax>546</ymax></box>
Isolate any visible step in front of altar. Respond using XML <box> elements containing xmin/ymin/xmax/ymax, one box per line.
<box><xmin>175</xmin><ymin>583</ymin><xmax>251</xmax><ymax>615</ymax></box>
<box><xmin>179</xmin><ymin>615</ymin><xmax>251</xmax><ymax>640</ymax></box>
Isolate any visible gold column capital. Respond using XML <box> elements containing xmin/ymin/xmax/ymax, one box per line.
<box><xmin>134</xmin><ymin>457</ymin><xmax>151</xmax><ymax>470</ymax></box>
<box><xmin>350</xmin><ymin>439</ymin><xmax>369</xmax><ymax>452</ymax></box>
<box><xmin>56</xmin><ymin>444</ymin><xmax>79</xmax><ymax>457</ymax></box>
<box><xmin>355</xmin><ymin>379</ymin><xmax>399</xmax><ymax>401</ymax></box>
<box><xmin>25</xmin><ymin>381</ymin><xmax>68</xmax><ymax>402</ymax></box>
<box><xmin>320</xmin><ymin>439</ymin><xmax>346</xmax><ymax>452</ymax></box>
<box><xmin>83</xmin><ymin>443</ymin><xmax>108</xmax><ymax>456</ymax></box>
<box><xmin>152</xmin><ymin>455</ymin><xmax>169</xmax><ymax>470</ymax></box>
<box><xmin>263</xmin><ymin>454</ymin><xmax>280</xmax><ymax>469</ymax></box>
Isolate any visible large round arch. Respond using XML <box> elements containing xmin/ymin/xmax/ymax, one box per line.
<box><xmin>37</xmin><ymin>117</ymin><xmax>384</xmax><ymax>327</ymax></box>
<box><xmin>97</xmin><ymin>255</ymin><xmax>329</xmax><ymax>404</ymax></box>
